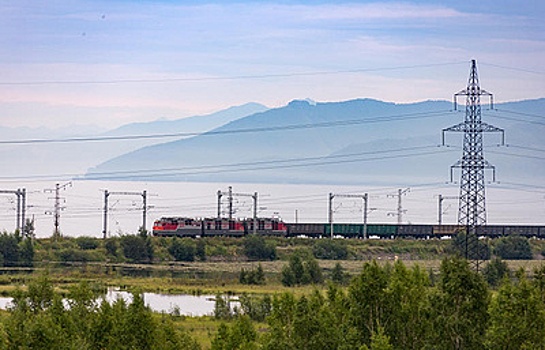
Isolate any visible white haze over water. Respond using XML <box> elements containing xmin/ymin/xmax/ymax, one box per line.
<box><xmin>0</xmin><ymin>180</ymin><xmax>542</xmax><ymax>238</ymax></box>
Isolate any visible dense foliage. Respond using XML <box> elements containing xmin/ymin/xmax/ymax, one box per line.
<box><xmin>281</xmin><ymin>252</ymin><xmax>323</xmax><ymax>286</ymax></box>
<box><xmin>0</xmin><ymin>274</ymin><xmax>200</xmax><ymax>350</ymax></box>
<box><xmin>212</xmin><ymin>258</ymin><xmax>545</xmax><ymax>350</ymax></box>
<box><xmin>168</xmin><ymin>238</ymin><xmax>196</xmax><ymax>262</ymax></box>
<box><xmin>493</xmin><ymin>235</ymin><xmax>533</xmax><ymax>259</ymax></box>
<box><xmin>0</xmin><ymin>232</ymin><xmax>34</xmax><ymax>267</ymax></box>
<box><xmin>312</xmin><ymin>239</ymin><xmax>349</xmax><ymax>260</ymax></box>
<box><xmin>242</xmin><ymin>235</ymin><xmax>276</xmax><ymax>261</ymax></box>
<box><xmin>239</xmin><ymin>264</ymin><xmax>266</xmax><ymax>285</ymax></box>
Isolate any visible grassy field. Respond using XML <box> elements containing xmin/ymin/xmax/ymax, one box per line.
<box><xmin>1</xmin><ymin>258</ymin><xmax>543</xmax><ymax>296</ymax></box>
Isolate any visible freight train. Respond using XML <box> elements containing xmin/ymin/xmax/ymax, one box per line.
<box><xmin>152</xmin><ymin>217</ymin><xmax>545</xmax><ymax>239</ymax></box>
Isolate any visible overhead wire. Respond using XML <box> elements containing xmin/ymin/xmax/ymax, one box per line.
<box><xmin>0</xmin><ymin>61</ymin><xmax>467</xmax><ymax>86</ymax></box>
<box><xmin>0</xmin><ymin>109</ymin><xmax>449</xmax><ymax>145</ymax></box>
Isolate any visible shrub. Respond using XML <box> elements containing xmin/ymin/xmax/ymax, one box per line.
<box><xmin>494</xmin><ymin>235</ymin><xmax>533</xmax><ymax>260</ymax></box>
<box><xmin>313</xmin><ymin>239</ymin><xmax>348</xmax><ymax>260</ymax></box>
<box><xmin>482</xmin><ymin>258</ymin><xmax>510</xmax><ymax>287</ymax></box>
<box><xmin>281</xmin><ymin>252</ymin><xmax>323</xmax><ymax>286</ymax></box>
<box><xmin>243</xmin><ymin>235</ymin><xmax>276</xmax><ymax>261</ymax></box>
<box><xmin>75</xmin><ymin>236</ymin><xmax>99</xmax><ymax>250</ymax></box>
<box><xmin>120</xmin><ymin>235</ymin><xmax>154</xmax><ymax>263</ymax></box>
<box><xmin>168</xmin><ymin>238</ymin><xmax>196</xmax><ymax>262</ymax></box>
<box><xmin>239</xmin><ymin>264</ymin><xmax>266</xmax><ymax>285</ymax></box>
<box><xmin>450</xmin><ymin>231</ymin><xmax>490</xmax><ymax>260</ymax></box>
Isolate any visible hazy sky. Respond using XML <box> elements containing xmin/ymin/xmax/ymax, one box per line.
<box><xmin>1</xmin><ymin>0</ymin><xmax>544</xmax><ymax>129</ymax></box>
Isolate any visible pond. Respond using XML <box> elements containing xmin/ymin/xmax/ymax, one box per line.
<box><xmin>0</xmin><ymin>289</ymin><xmax>235</xmax><ymax>317</ymax></box>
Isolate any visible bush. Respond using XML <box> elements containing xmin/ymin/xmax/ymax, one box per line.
<box><xmin>482</xmin><ymin>258</ymin><xmax>510</xmax><ymax>287</ymax></box>
<box><xmin>313</xmin><ymin>239</ymin><xmax>348</xmax><ymax>260</ymax></box>
<box><xmin>281</xmin><ymin>252</ymin><xmax>323</xmax><ymax>286</ymax></box>
<box><xmin>75</xmin><ymin>236</ymin><xmax>99</xmax><ymax>250</ymax></box>
<box><xmin>0</xmin><ymin>232</ymin><xmax>20</xmax><ymax>267</ymax></box>
<box><xmin>331</xmin><ymin>262</ymin><xmax>349</xmax><ymax>285</ymax></box>
<box><xmin>494</xmin><ymin>235</ymin><xmax>533</xmax><ymax>260</ymax></box>
<box><xmin>58</xmin><ymin>248</ymin><xmax>91</xmax><ymax>262</ymax></box>
<box><xmin>168</xmin><ymin>238</ymin><xmax>196</xmax><ymax>262</ymax></box>
<box><xmin>239</xmin><ymin>264</ymin><xmax>265</xmax><ymax>285</ymax></box>
<box><xmin>450</xmin><ymin>231</ymin><xmax>490</xmax><ymax>260</ymax></box>
<box><xmin>243</xmin><ymin>235</ymin><xmax>276</xmax><ymax>261</ymax></box>
<box><xmin>104</xmin><ymin>238</ymin><xmax>118</xmax><ymax>257</ymax></box>
<box><xmin>120</xmin><ymin>235</ymin><xmax>154</xmax><ymax>263</ymax></box>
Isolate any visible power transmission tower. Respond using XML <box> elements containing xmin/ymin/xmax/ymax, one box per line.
<box><xmin>0</xmin><ymin>188</ymin><xmax>26</xmax><ymax>232</ymax></box>
<box><xmin>328</xmin><ymin>193</ymin><xmax>370</xmax><ymax>239</ymax></box>
<box><xmin>217</xmin><ymin>186</ymin><xmax>258</xmax><ymax>233</ymax></box>
<box><xmin>387</xmin><ymin>188</ymin><xmax>409</xmax><ymax>224</ymax></box>
<box><xmin>102</xmin><ymin>190</ymin><xmax>148</xmax><ymax>238</ymax></box>
<box><xmin>45</xmin><ymin>182</ymin><xmax>72</xmax><ymax>240</ymax></box>
<box><xmin>442</xmin><ymin>59</ymin><xmax>504</xmax><ymax>270</ymax></box>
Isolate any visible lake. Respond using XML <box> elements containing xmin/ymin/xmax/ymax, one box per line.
<box><xmin>0</xmin><ymin>289</ymin><xmax>232</xmax><ymax>316</ymax></box>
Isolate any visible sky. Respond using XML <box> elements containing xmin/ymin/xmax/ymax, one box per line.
<box><xmin>0</xmin><ymin>0</ymin><xmax>544</xmax><ymax>129</ymax></box>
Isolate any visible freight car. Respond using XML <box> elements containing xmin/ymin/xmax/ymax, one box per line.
<box><xmin>153</xmin><ymin>217</ymin><xmax>545</xmax><ymax>239</ymax></box>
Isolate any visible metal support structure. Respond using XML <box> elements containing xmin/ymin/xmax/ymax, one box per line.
<box><xmin>328</xmin><ymin>192</ymin><xmax>370</xmax><ymax>239</ymax></box>
<box><xmin>218</xmin><ymin>186</ymin><xmax>258</xmax><ymax>233</ymax></box>
<box><xmin>388</xmin><ymin>188</ymin><xmax>409</xmax><ymax>225</ymax></box>
<box><xmin>0</xmin><ymin>189</ymin><xmax>26</xmax><ymax>232</ymax></box>
<box><xmin>102</xmin><ymin>190</ymin><xmax>148</xmax><ymax>238</ymax></box>
<box><xmin>437</xmin><ymin>195</ymin><xmax>458</xmax><ymax>225</ymax></box>
<box><xmin>442</xmin><ymin>59</ymin><xmax>504</xmax><ymax>270</ymax></box>
<box><xmin>45</xmin><ymin>182</ymin><xmax>71</xmax><ymax>240</ymax></box>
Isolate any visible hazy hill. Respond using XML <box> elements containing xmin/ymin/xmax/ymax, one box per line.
<box><xmin>86</xmin><ymin>97</ymin><xmax>545</xmax><ymax>185</ymax></box>
<box><xmin>0</xmin><ymin>103</ymin><xmax>268</xmax><ymax>178</ymax></box>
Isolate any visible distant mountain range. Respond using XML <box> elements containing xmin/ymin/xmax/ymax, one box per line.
<box><xmin>85</xmin><ymin>98</ymin><xmax>545</xmax><ymax>185</ymax></box>
<box><xmin>0</xmin><ymin>103</ymin><xmax>268</xmax><ymax>178</ymax></box>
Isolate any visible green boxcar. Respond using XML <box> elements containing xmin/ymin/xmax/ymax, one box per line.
<box><xmin>324</xmin><ymin>223</ymin><xmax>364</xmax><ymax>238</ymax></box>
<box><xmin>366</xmin><ymin>224</ymin><xmax>398</xmax><ymax>238</ymax></box>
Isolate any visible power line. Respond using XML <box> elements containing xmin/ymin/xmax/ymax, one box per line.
<box><xmin>0</xmin><ymin>110</ymin><xmax>449</xmax><ymax>145</ymax></box>
<box><xmin>0</xmin><ymin>144</ymin><xmax>448</xmax><ymax>182</ymax></box>
<box><xmin>0</xmin><ymin>62</ymin><xmax>466</xmax><ymax>86</ymax></box>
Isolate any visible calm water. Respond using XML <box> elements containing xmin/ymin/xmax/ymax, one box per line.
<box><xmin>0</xmin><ymin>289</ymin><xmax>231</xmax><ymax>316</ymax></box>
<box><xmin>0</xmin><ymin>180</ymin><xmax>542</xmax><ymax>238</ymax></box>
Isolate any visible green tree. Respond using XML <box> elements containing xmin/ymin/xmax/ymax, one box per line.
<box><xmin>430</xmin><ymin>258</ymin><xmax>490</xmax><ymax>350</ymax></box>
<box><xmin>331</xmin><ymin>262</ymin><xmax>349</xmax><ymax>285</ymax></box>
<box><xmin>243</xmin><ymin>234</ymin><xmax>276</xmax><ymax>260</ymax></box>
<box><xmin>450</xmin><ymin>231</ymin><xmax>490</xmax><ymax>260</ymax></box>
<box><xmin>348</xmin><ymin>261</ymin><xmax>390</xmax><ymax>345</ymax></box>
<box><xmin>482</xmin><ymin>257</ymin><xmax>510</xmax><ymax>287</ymax></box>
<box><xmin>486</xmin><ymin>273</ymin><xmax>545</xmax><ymax>349</ymax></box>
<box><xmin>168</xmin><ymin>238</ymin><xmax>196</xmax><ymax>262</ymax></box>
<box><xmin>104</xmin><ymin>238</ymin><xmax>118</xmax><ymax>257</ymax></box>
<box><xmin>386</xmin><ymin>261</ymin><xmax>431</xmax><ymax>350</ymax></box>
<box><xmin>312</xmin><ymin>239</ymin><xmax>349</xmax><ymax>260</ymax></box>
<box><xmin>19</xmin><ymin>237</ymin><xmax>34</xmax><ymax>267</ymax></box>
<box><xmin>281</xmin><ymin>252</ymin><xmax>323</xmax><ymax>286</ymax></box>
<box><xmin>120</xmin><ymin>234</ymin><xmax>153</xmax><ymax>263</ymax></box>
<box><xmin>362</xmin><ymin>326</ymin><xmax>393</xmax><ymax>350</ymax></box>
<box><xmin>75</xmin><ymin>236</ymin><xmax>99</xmax><ymax>250</ymax></box>
<box><xmin>0</xmin><ymin>232</ymin><xmax>20</xmax><ymax>267</ymax></box>
<box><xmin>196</xmin><ymin>239</ymin><xmax>206</xmax><ymax>261</ymax></box>
<box><xmin>493</xmin><ymin>235</ymin><xmax>533</xmax><ymax>260</ymax></box>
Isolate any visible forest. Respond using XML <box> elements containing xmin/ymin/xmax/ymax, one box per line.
<box><xmin>0</xmin><ymin>230</ymin><xmax>544</xmax><ymax>349</ymax></box>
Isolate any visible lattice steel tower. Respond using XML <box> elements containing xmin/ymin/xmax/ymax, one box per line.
<box><xmin>442</xmin><ymin>60</ymin><xmax>504</xmax><ymax>269</ymax></box>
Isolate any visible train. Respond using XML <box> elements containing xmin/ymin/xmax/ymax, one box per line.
<box><xmin>152</xmin><ymin>217</ymin><xmax>545</xmax><ymax>239</ymax></box>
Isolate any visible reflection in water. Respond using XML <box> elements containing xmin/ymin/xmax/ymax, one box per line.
<box><xmin>0</xmin><ymin>289</ymin><xmax>232</xmax><ymax>317</ymax></box>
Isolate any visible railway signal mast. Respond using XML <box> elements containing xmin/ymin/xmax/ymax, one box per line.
<box><xmin>102</xmin><ymin>190</ymin><xmax>148</xmax><ymax>239</ymax></box>
<box><xmin>217</xmin><ymin>186</ymin><xmax>258</xmax><ymax>234</ymax></box>
<box><xmin>328</xmin><ymin>193</ymin><xmax>370</xmax><ymax>239</ymax></box>
<box><xmin>442</xmin><ymin>60</ymin><xmax>504</xmax><ymax>270</ymax></box>
<box><xmin>0</xmin><ymin>188</ymin><xmax>26</xmax><ymax>232</ymax></box>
